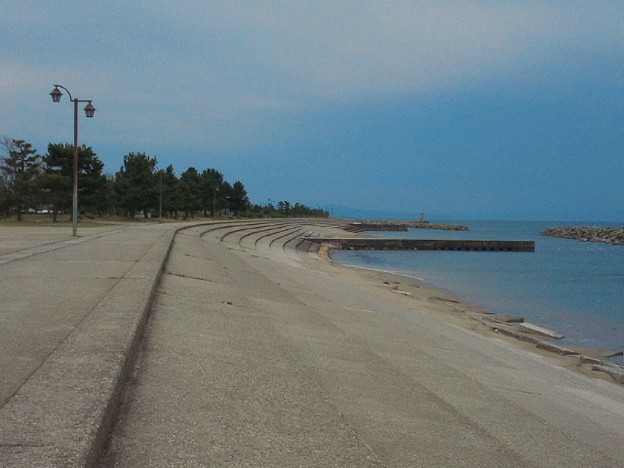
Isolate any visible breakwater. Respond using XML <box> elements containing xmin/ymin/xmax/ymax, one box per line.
<box><xmin>348</xmin><ymin>223</ymin><xmax>408</xmax><ymax>232</ymax></box>
<box><xmin>305</xmin><ymin>237</ymin><xmax>535</xmax><ymax>252</ymax></box>
<box><xmin>542</xmin><ymin>226</ymin><xmax>624</xmax><ymax>246</ymax></box>
<box><xmin>348</xmin><ymin>221</ymin><xmax>469</xmax><ymax>232</ymax></box>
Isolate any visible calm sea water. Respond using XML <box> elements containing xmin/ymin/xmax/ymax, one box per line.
<box><xmin>332</xmin><ymin>220</ymin><xmax>624</xmax><ymax>365</ymax></box>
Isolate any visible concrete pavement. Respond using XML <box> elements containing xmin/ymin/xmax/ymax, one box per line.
<box><xmin>0</xmin><ymin>225</ymin><xmax>121</xmax><ymax>257</ymax></box>
<box><xmin>1</xmin><ymin>220</ymin><xmax>623</xmax><ymax>467</ymax></box>
<box><xmin>100</xmin><ymin>222</ymin><xmax>624</xmax><ymax>467</ymax></box>
<box><xmin>0</xmin><ymin>223</ymin><xmax>191</xmax><ymax>467</ymax></box>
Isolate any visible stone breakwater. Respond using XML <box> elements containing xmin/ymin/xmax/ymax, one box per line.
<box><xmin>307</xmin><ymin>237</ymin><xmax>535</xmax><ymax>252</ymax></box>
<box><xmin>404</xmin><ymin>221</ymin><xmax>469</xmax><ymax>231</ymax></box>
<box><xmin>542</xmin><ymin>226</ymin><xmax>624</xmax><ymax>246</ymax></box>
<box><xmin>350</xmin><ymin>220</ymin><xmax>469</xmax><ymax>232</ymax></box>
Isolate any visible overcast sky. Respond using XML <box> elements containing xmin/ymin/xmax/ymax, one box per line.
<box><xmin>1</xmin><ymin>1</ymin><xmax>622</xmax><ymax>220</ymax></box>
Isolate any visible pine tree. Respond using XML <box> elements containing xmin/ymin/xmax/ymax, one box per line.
<box><xmin>114</xmin><ymin>153</ymin><xmax>158</xmax><ymax>218</ymax></box>
<box><xmin>178</xmin><ymin>167</ymin><xmax>202</xmax><ymax>218</ymax></box>
<box><xmin>0</xmin><ymin>139</ymin><xmax>41</xmax><ymax>220</ymax></box>
<box><xmin>41</xmin><ymin>143</ymin><xmax>107</xmax><ymax>221</ymax></box>
<box><xmin>200</xmin><ymin>169</ymin><xmax>225</xmax><ymax>217</ymax></box>
<box><xmin>228</xmin><ymin>181</ymin><xmax>250</xmax><ymax>215</ymax></box>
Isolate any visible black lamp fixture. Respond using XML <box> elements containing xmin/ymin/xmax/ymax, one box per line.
<box><xmin>50</xmin><ymin>85</ymin><xmax>96</xmax><ymax>118</ymax></box>
<box><xmin>49</xmin><ymin>84</ymin><xmax>96</xmax><ymax>236</ymax></box>
<box><xmin>49</xmin><ymin>86</ymin><xmax>62</xmax><ymax>103</ymax></box>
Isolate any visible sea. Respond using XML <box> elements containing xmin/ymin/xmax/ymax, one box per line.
<box><xmin>331</xmin><ymin>220</ymin><xmax>624</xmax><ymax>365</ymax></box>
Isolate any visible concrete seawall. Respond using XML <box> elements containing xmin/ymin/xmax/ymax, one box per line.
<box><xmin>346</xmin><ymin>221</ymin><xmax>469</xmax><ymax>232</ymax></box>
<box><xmin>99</xmin><ymin>220</ymin><xmax>624</xmax><ymax>466</ymax></box>
<box><xmin>347</xmin><ymin>223</ymin><xmax>408</xmax><ymax>231</ymax></box>
<box><xmin>304</xmin><ymin>237</ymin><xmax>535</xmax><ymax>252</ymax></box>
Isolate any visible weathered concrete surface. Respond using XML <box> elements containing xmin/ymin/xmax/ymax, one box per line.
<box><xmin>0</xmin><ymin>223</ymin><xmax>192</xmax><ymax>467</ymax></box>
<box><xmin>101</xmin><ymin>222</ymin><xmax>624</xmax><ymax>467</ymax></box>
<box><xmin>305</xmin><ymin>237</ymin><xmax>536</xmax><ymax>252</ymax></box>
<box><xmin>0</xmin><ymin>225</ymin><xmax>122</xmax><ymax>257</ymax></box>
<box><xmin>347</xmin><ymin>221</ymin><xmax>469</xmax><ymax>231</ymax></box>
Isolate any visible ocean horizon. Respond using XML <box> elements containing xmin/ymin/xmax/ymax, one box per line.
<box><xmin>331</xmin><ymin>219</ymin><xmax>624</xmax><ymax>366</ymax></box>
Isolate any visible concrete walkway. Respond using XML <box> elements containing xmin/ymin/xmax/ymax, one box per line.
<box><xmin>0</xmin><ymin>223</ymin><xmax>190</xmax><ymax>467</ymax></box>
<box><xmin>100</xmin><ymin>223</ymin><xmax>624</xmax><ymax>467</ymax></box>
<box><xmin>1</xmin><ymin>220</ymin><xmax>623</xmax><ymax>467</ymax></box>
<box><xmin>0</xmin><ymin>224</ymin><xmax>123</xmax><ymax>257</ymax></box>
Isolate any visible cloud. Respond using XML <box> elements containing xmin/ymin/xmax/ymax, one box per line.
<box><xmin>1</xmin><ymin>1</ymin><xmax>622</xmax><ymax>184</ymax></box>
<box><xmin>4</xmin><ymin>2</ymin><xmax>621</xmax><ymax>106</ymax></box>
<box><xmin>128</xmin><ymin>1</ymin><xmax>622</xmax><ymax>99</ymax></box>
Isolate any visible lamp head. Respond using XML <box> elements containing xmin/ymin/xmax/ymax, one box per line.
<box><xmin>50</xmin><ymin>87</ymin><xmax>62</xmax><ymax>103</ymax></box>
<box><xmin>84</xmin><ymin>102</ymin><xmax>96</xmax><ymax>118</ymax></box>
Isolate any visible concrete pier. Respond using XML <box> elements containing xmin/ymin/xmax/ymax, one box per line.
<box><xmin>304</xmin><ymin>237</ymin><xmax>536</xmax><ymax>252</ymax></box>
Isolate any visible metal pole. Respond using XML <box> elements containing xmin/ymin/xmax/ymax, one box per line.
<box><xmin>72</xmin><ymin>99</ymin><xmax>79</xmax><ymax>237</ymax></box>
<box><xmin>159</xmin><ymin>170</ymin><xmax>163</xmax><ymax>222</ymax></box>
<box><xmin>50</xmin><ymin>85</ymin><xmax>94</xmax><ymax>237</ymax></box>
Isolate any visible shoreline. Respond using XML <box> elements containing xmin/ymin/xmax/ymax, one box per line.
<box><xmin>3</xmin><ymin>220</ymin><xmax>623</xmax><ymax>467</ymax></box>
<box><xmin>100</xmin><ymin>221</ymin><xmax>624</xmax><ymax>465</ymax></box>
<box><xmin>320</xmin><ymin>248</ymin><xmax>624</xmax><ymax>385</ymax></box>
<box><xmin>3</xmin><ymin>221</ymin><xmax>622</xmax><ymax>387</ymax></box>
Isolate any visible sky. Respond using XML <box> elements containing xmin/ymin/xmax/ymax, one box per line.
<box><xmin>1</xmin><ymin>1</ymin><xmax>622</xmax><ymax>221</ymax></box>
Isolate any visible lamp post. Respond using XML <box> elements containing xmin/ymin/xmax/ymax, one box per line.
<box><xmin>49</xmin><ymin>85</ymin><xmax>96</xmax><ymax>237</ymax></box>
<box><xmin>212</xmin><ymin>185</ymin><xmax>219</xmax><ymax>218</ymax></box>
<box><xmin>156</xmin><ymin>167</ymin><xmax>163</xmax><ymax>222</ymax></box>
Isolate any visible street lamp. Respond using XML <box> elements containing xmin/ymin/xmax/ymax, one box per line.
<box><xmin>49</xmin><ymin>84</ymin><xmax>96</xmax><ymax>237</ymax></box>
<box><xmin>155</xmin><ymin>166</ymin><xmax>163</xmax><ymax>222</ymax></box>
<box><xmin>213</xmin><ymin>185</ymin><xmax>219</xmax><ymax>218</ymax></box>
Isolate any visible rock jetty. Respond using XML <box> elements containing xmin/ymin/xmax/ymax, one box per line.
<box><xmin>541</xmin><ymin>226</ymin><xmax>624</xmax><ymax>246</ymax></box>
<box><xmin>404</xmin><ymin>221</ymin><xmax>469</xmax><ymax>231</ymax></box>
<box><xmin>350</xmin><ymin>220</ymin><xmax>468</xmax><ymax>232</ymax></box>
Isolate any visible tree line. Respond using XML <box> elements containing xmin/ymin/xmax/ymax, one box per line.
<box><xmin>0</xmin><ymin>138</ymin><xmax>329</xmax><ymax>220</ymax></box>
